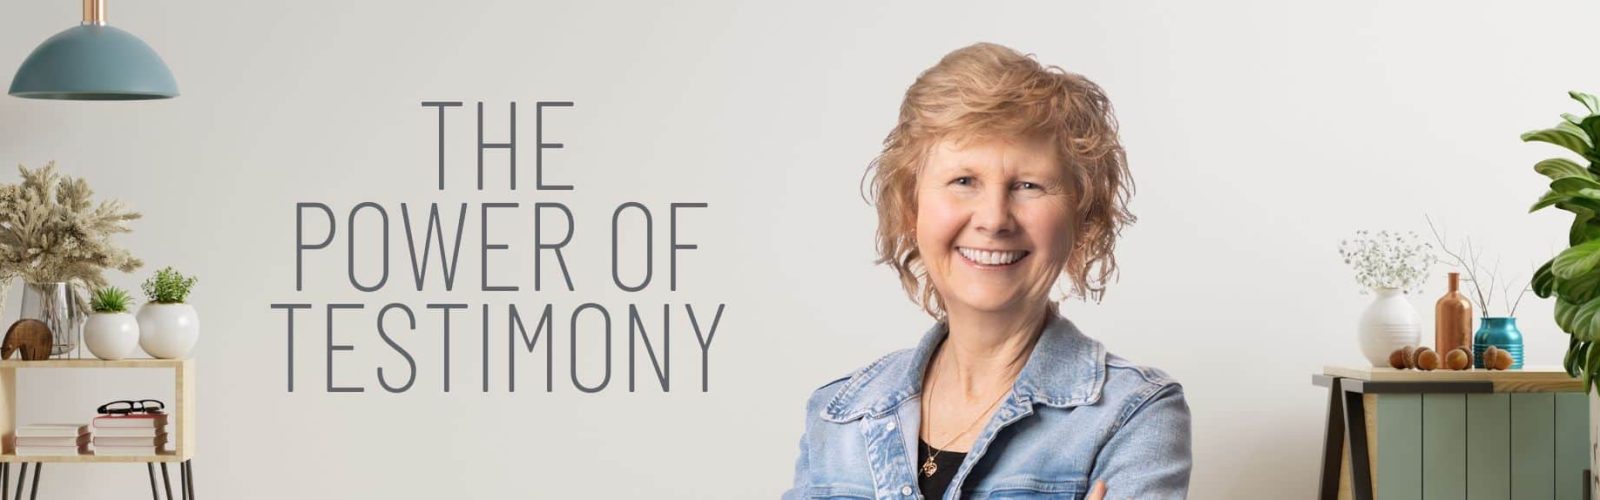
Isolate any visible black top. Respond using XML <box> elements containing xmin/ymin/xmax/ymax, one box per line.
<box><xmin>917</xmin><ymin>439</ymin><xmax>968</xmax><ymax>499</ymax></box>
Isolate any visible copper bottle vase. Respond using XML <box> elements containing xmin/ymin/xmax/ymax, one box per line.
<box><xmin>1435</xmin><ymin>272</ymin><xmax>1473</xmax><ymax>355</ymax></box>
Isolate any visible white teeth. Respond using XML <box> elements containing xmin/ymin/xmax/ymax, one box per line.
<box><xmin>957</xmin><ymin>247</ymin><xmax>1027</xmax><ymax>266</ymax></box>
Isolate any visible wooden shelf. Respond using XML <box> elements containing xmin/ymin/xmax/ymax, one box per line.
<box><xmin>0</xmin><ymin>450</ymin><xmax>184</xmax><ymax>463</ymax></box>
<box><xmin>1323</xmin><ymin>364</ymin><xmax>1582</xmax><ymax>392</ymax></box>
<box><xmin>0</xmin><ymin>358</ymin><xmax>188</xmax><ymax>369</ymax></box>
<box><xmin>0</xmin><ymin>358</ymin><xmax>195</xmax><ymax>463</ymax></box>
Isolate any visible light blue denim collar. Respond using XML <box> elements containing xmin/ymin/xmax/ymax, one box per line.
<box><xmin>822</xmin><ymin>310</ymin><xmax>1107</xmax><ymax>423</ymax></box>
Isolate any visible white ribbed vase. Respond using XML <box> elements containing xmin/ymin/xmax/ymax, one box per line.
<box><xmin>1358</xmin><ymin>288</ymin><xmax>1420</xmax><ymax>367</ymax></box>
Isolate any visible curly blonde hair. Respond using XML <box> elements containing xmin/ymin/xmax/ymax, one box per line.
<box><xmin>865</xmin><ymin>42</ymin><xmax>1135</xmax><ymax>318</ymax></box>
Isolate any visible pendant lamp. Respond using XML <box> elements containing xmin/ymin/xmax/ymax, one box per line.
<box><xmin>9</xmin><ymin>0</ymin><xmax>178</xmax><ymax>100</ymax></box>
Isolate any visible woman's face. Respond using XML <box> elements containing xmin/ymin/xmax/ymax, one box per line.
<box><xmin>915</xmin><ymin>135</ymin><xmax>1074</xmax><ymax>317</ymax></box>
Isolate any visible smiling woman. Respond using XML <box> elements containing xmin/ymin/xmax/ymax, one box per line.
<box><xmin>783</xmin><ymin>43</ymin><xmax>1191</xmax><ymax>500</ymax></box>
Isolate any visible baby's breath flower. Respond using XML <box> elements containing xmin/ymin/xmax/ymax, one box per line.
<box><xmin>1338</xmin><ymin>230</ymin><xmax>1434</xmax><ymax>294</ymax></box>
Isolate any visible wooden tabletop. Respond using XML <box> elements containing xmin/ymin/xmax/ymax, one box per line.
<box><xmin>1321</xmin><ymin>365</ymin><xmax>1583</xmax><ymax>393</ymax></box>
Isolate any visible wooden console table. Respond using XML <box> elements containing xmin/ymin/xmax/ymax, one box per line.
<box><xmin>1314</xmin><ymin>365</ymin><xmax>1589</xmax><ymax>500</ymax></box>
<box><xmin>0</xmin><ymin>358</ymin><xmax>195</xmax><ymax>499</ymax></box>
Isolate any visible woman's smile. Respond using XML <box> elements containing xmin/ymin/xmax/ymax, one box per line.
<box><xmin>955</xmin><ymin>247</ymin><xmax>1031</xmax><ymax>268</ymax></box>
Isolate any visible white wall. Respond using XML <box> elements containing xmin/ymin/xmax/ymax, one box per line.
<box><xmin>0</xmin><ymin>1</ymin><xmax>1594</xmax><ymax>498</ymax></box>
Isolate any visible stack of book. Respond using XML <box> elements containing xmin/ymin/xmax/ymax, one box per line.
<box><xmin>15</xmin><ymin>423</ymin><xmax>89</xmax><ymax>456</ymax></box>
<box><xmin>92</xmin><ymin>412</ymin><xmax>167</xmax><ymax>456</ymax></box>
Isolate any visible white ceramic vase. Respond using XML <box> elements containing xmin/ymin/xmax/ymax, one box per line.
<box><xmin>1358</xmin><ymin>287</ymin><xmax>1420</xmax><ymax>367</ymax></box>
<box><xmin>137</xmin><ymin>303</ymin><xmax>198</xmax><ymax>359</ymax></box>
<box><xmin>83</xmin><ymin>312</ymin><xmax>139</xmax><ymax>360</ymax></box>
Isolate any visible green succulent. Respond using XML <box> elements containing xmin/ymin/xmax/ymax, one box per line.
<box><xmin>89</xmin><ymin>286</ymin><xmax>132</xmax><ymax>313</ymax></box>
<box><xmin>141</xmin><ymin>267</ymin><xmax>197</xmax><ymax>304</ymax></box>
<box><xmin>1528</xmin><ymin>91</ymin><xmax>1600</xmax><ymax>393</ymax></box>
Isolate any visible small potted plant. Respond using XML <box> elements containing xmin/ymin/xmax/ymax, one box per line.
<box><xmin>135</xmin><ymin>267</ymin><xmax>198</xmax><ymax>359</ymax></box>
<box><xmin>83</xmin><ymin>287</ymin><xmax>139</xmax><ymax>360</ymax></box>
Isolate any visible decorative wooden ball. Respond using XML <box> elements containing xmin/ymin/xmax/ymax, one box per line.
<box><xmin>1415</xmin><ymin>348</ymin><xmax>1439</xmax><ymax>371</ymax></box>
<box><xmin>1389</xmin><ymin>348</ymin><xmax>1409</xmax><ymax>369</ymax></box>
<box><xmin>1445</xmin><ymin>347</ymin><xmax>1471</xmax><ymax>370</ymax></box>
<box><xmin>1492</xmin><ymin>348</ymin><xmax>1514</xmax><ymax>370</ymax></box>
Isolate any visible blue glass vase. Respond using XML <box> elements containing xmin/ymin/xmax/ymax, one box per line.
<box><xmin>1472</xmin><ymin>317</ymin><xmax>1523</xmax><ymax>369</ymax></box>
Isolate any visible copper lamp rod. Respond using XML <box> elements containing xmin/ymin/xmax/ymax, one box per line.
<box><xmin>82</xmin><ymin>0</ymin><xmax>106</xmax><ymax>25</ymax></box>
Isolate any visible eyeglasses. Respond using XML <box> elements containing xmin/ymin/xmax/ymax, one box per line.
<box><xmin>96</xmin><ymin>399</ymin><xmax>165</xmax><ymax>416</ymax></box>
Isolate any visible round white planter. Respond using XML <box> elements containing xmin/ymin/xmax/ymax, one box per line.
<box><xmin>83</xmin><ymin>312</ymin><xmax>139</xmax><ymax>360</ymax></box>
<box><xmin>137</xmin><ymin>303</ymin><xmax>198</xmax><ymax>359</ymax></box>
<box><xmin>1358</xmin><ymin>287</ymin><xmax>1420</xmax><ymax>366</ymax></box>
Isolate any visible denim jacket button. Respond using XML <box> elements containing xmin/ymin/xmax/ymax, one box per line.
<box><xmin>900</xmin><ymin>485</ymin><xmax>913</xmax><ymax>496</ymax></box>
<box><xmin>885</xmin><ymin>421</ymin><xmax>897</xmax><ymax>431</ymax></box>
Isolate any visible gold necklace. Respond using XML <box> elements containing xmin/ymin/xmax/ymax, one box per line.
<box><xmin>918</xmin><ymin>355</ymin><xmax>1014</xmax><ymax>478</ymax></box>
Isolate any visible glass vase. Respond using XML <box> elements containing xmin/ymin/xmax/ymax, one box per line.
<box><xmin>18</xmin><ymin>282</ymin><xmax>85</xmax><ymax>357</ymax></box>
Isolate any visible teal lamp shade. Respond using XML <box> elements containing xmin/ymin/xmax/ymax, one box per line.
<box><xmin>9</xmin><ymin>24</ymin><xmax>177</xmax><ymax>100</ymax></box>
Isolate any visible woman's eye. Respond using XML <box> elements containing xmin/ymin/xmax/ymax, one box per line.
<box><xmin>951</xmin><ymin>176</ymin><xmax>974</xmax><ymax>186</ymax></box>
<box><xmin>1014</xmin><ymin>181</ymin><xmax>1040</xmax><ymax>190</ymax></box>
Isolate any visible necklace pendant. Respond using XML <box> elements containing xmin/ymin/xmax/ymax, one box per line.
<box><xmin>921</xmin><ymin>457</ymin><xmax>938</xmax><ymax>477</ymax></box>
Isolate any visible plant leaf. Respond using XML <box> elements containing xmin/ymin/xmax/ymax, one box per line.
<box><xmin>1583</xmin><ymin>115</ymin><xmax>1600</xmax><ymax>152</ymax></box>
<box><xmin>1573</xmin><ymin>91</ymin><xmax>1600</xmax><ymax>115</ymax></box>
<box><xmin>1558</xmin><ymin>120</ymin><xmax>1594</xmax><ymax>143</ymax></box>
<box><xmin>1524</xmin><ymin>126</ymin><xmax>1594</xmax><ymax>157</ymax></box>
<box><xmin>1572</xmin><ymin>211</ymin><xmax>1600</xmax><ymax>246</ymax></box>
<box><xmin>1533</xmin><ymin>190</ymin><xmax>1570</xmax><ymax>212</ymax></box>
<box><xmin>1559</xmin><ymin>267</ymin><xmax>1600</xmax><ymax>303</ymax></box>
<box><xmin>1557</xmin><ymin>298</ymin><xmax>1581</xmax><ymax>332</ymax></box>
<box><xmin>1553</xmin><ymin>176</ymin><xmax>1600</xmax><ymax>193</ymax></box>
<box><xmin>1572</xmin><ymin>297</ymin><xmax>1600</xmax><ymax>342</ymax></box>
<box><xmin>1554</xmin><ymin>238</ymin><xmax>1600</xmax><ymax>279</ymax></box>
<box><xmin>1536</xmin><ymin>158</ymin><xmax>1591</xmax><ymax>181</ymax></box>
<box><xmin>1535</xmin><ymin>259</ymin><xmax>1557</xmax><ymax>298</ymax></box>
<box><xmin>1560</xmin><ymin>193</ymin><xmax>1600</xmax><ymax>215</ymax></box>
<box><xmin>1566</xmin><ymin>338</ymin><xmax>1586</xmax><ymax>376</ymax></box>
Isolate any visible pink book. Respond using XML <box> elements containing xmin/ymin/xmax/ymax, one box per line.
<box><xmin>92</xmin><ymin>413</ymin><xmax>168</xmax><ymax>429</ymax></box>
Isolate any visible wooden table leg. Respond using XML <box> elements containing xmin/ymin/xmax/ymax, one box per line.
<box><xmin>1318</xmin><ymin>377</ymin><xmax>1345</xmax><ymax>500</ymax></box>
<box><xmin>1343</xmin><ymin>389</ymin><xmax>1374</xmax><ymax>500</ymax></box>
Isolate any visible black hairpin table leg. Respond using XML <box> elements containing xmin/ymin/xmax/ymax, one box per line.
<box><xmin>148</xmin><ymin>463</ymin><xmax>160</xmax><ymax>500</ymax></box>
<box><xmin>182</xmin><ymin>460</ymin><xmax>194</xmax><ymax>500</ymax></box>
<box><xmin>2</xmin><ymin>462</ymin><xmax>9</xmax><ymax>499</ymax></box>
<box><xmin>12</xmin><ymin>463</ymin><xmax>26</xmax><ymax>500</ymax></box>
<box><xmin>161</xmin><ymin>462</ymin><xmax>173</xmax><ymax>500</ymax></box>
<box><xmin>27</xmin><ymin>464</ymin><xmax>39</xmax><ymax>500</ymax></box>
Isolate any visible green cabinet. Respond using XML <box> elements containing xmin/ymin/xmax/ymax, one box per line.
<box><xmin>1316</xmin><ymin>366</ymin><xmax>1591</xmax><ymax>500</ymax></box>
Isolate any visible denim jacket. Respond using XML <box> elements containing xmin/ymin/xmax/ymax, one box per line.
<box><xmin>783</xmin><ymin>312</ymin><xmax>1191</xmax><ymax>499</ymax></box>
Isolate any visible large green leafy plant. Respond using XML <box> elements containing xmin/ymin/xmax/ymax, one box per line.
<box><xmin>1529</xmin><ymin>91</ymin><xmax>1600</xmax><ymax>392</ymax></box>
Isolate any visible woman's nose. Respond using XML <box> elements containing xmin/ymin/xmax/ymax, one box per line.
<box><xmin>972</xmin><ymin>187</ymin><xmax>1017</xmax><ymax>236</ymax></box>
